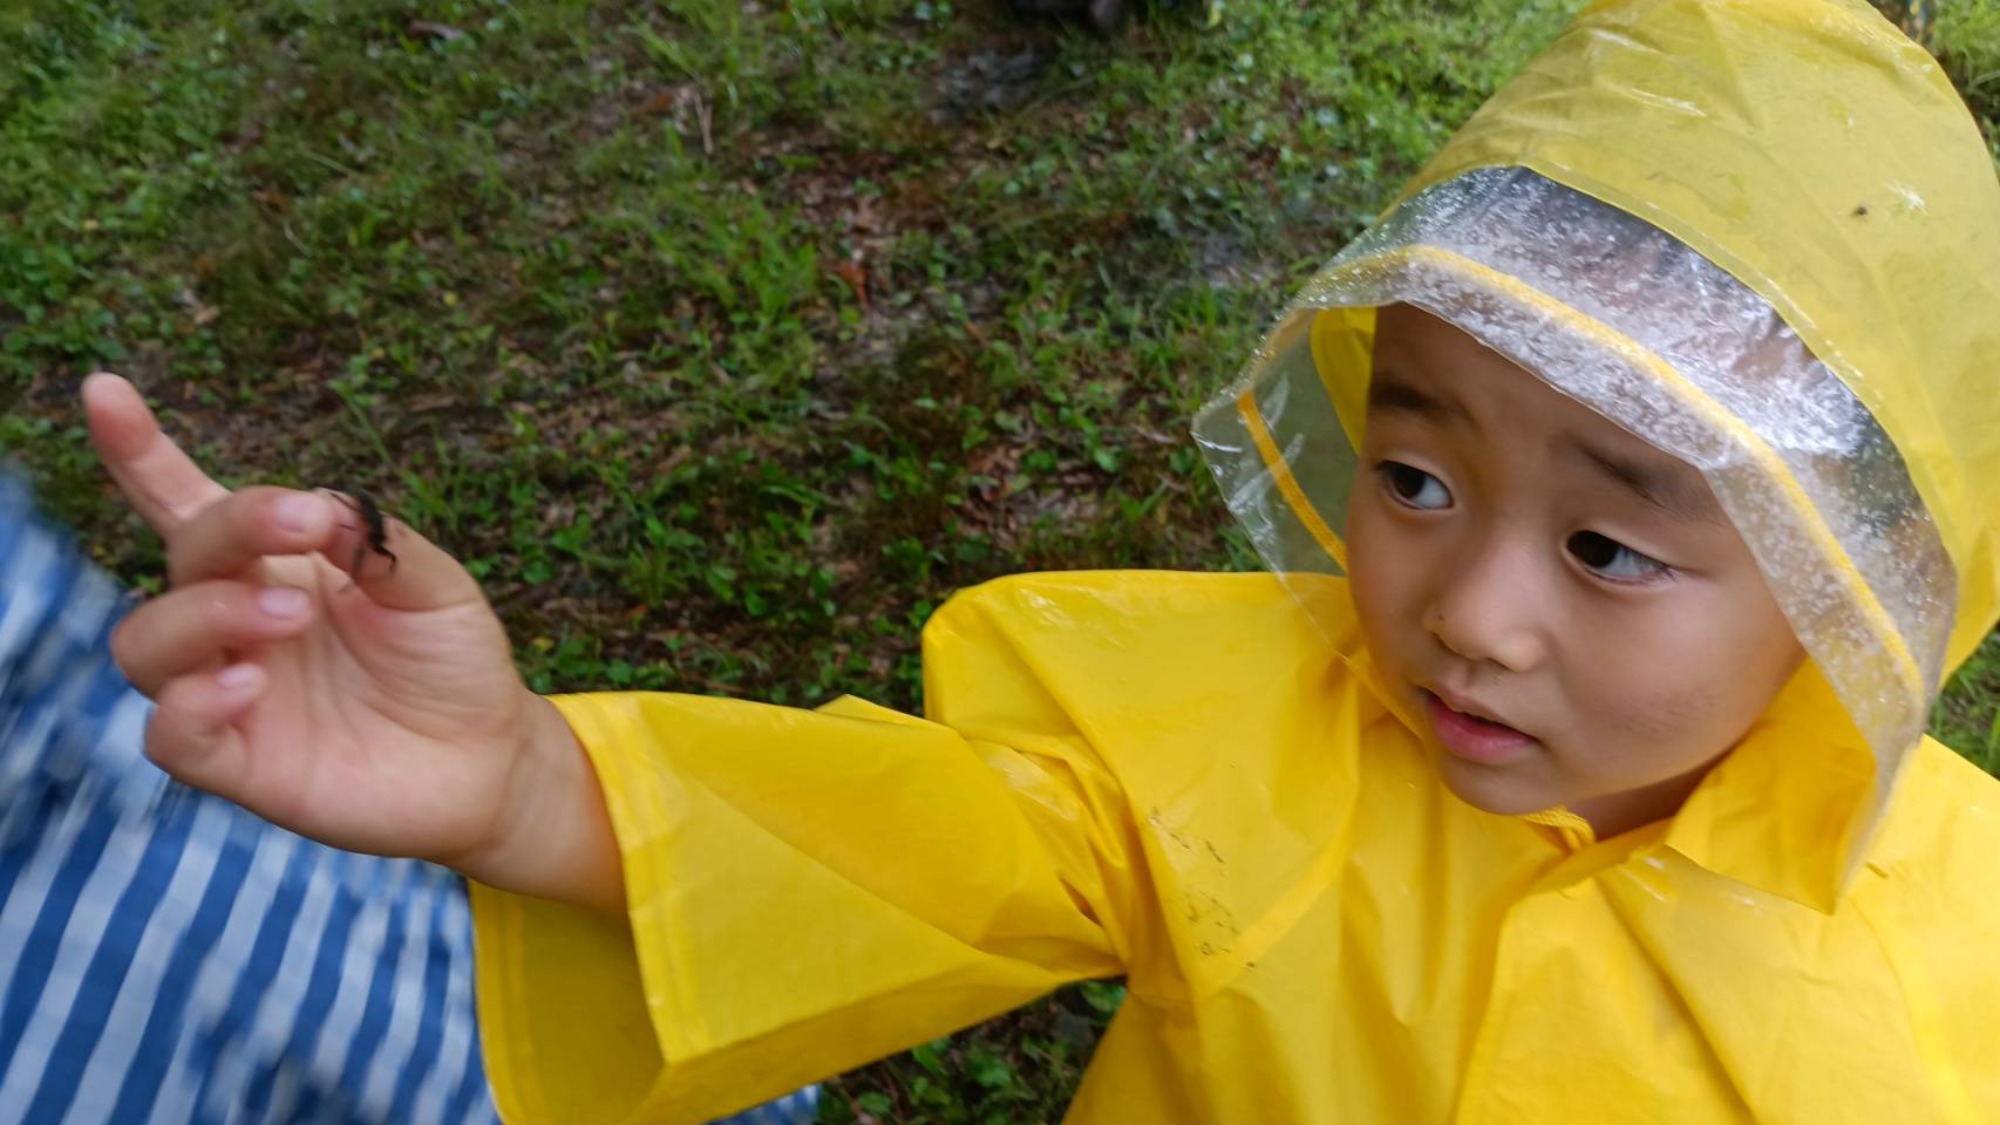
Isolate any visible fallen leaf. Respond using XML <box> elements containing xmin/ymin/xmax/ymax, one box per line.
<box><xmin>829</xmin><ymin>259</ymin><xmax>869</xmax><ymax>310</ymax></box>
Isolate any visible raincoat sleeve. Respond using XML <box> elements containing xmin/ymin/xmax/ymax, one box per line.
<box><xmin>469</xmin><ymin>576</ymin><xmax>1152</xmax><ymax>1124</ymax></box>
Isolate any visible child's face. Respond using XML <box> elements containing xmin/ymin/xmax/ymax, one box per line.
<box><xmin>1346</xmin><ymin>305</ymin><xmax>1805</xmax><ymax>837</ymax></box>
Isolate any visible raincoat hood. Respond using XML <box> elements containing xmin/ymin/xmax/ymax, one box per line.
<box><xmin>1196</xmin><ymin>0</ymin><xmax>2000</xmax><ymax>905</ymax></box>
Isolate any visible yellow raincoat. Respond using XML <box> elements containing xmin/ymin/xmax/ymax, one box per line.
<box><xmin>471</xmin><ymin>1</ymin><xmax>2000</xmax><ymax>1120</ymax></box>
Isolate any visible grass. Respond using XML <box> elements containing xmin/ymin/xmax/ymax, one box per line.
<box><xmin>5</xmin><ymin>0</ymin><xmax>1999</xmax><ymax>1119</ymax></box>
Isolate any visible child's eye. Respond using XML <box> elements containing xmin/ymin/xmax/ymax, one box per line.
<box><xmin>1566</xmin><ymin>531</ymin><xmax>1670</xmax><ymax>583</ymax></box>
<box><xmin>1377</xmin><ymin>461</ymin><xmax>1452</xmax><ymax>511</ymax></box>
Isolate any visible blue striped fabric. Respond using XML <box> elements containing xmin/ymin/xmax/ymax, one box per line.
<box><xmin>0</xmin><ymin>468</ymin><xmax>820</xmax><ymax>1125</ymax></box>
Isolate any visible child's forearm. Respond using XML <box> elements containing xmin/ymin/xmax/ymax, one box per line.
<box><xmin>456</xmin><ymin>693</ymin><xmax>627</xmax><ymax>915</ymax></box>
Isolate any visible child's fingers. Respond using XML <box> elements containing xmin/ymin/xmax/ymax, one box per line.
<box><xmin>165</xmin><ymin>486</ymin><xmax>339</xmax><ymax>587</ymax></box>
<box><xmin>111</xmin><ymin>579</ymin><xmax>315</xmax><ymax>697</ymax></box>
<box><xmin>145</xmin><ymin>664</ymin><xmax>263</xmax><ymax>797</ymax></box>
<box><xmin>81</xmin><ymin>373</ymin><xmax>230</xmax><ymax>536</ymax></box>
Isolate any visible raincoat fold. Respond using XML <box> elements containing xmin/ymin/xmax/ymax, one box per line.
<box><xmin>472</xmin><ymin>0</ymin><xmax>2000</xmax><ymax>1120</ymax></box>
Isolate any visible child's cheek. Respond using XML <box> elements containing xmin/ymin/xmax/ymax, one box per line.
<box><xmin>1344</xmin><ymin>499</ymin><xmax>1413</xmax><ymax>676</ymax></box>
<box><xmin>1561</xmin><ymin>645</ymin><xmax>1734</xmax><ymax>787</ymax></box>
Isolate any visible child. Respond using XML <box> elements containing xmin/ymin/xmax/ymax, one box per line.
<box><xmin>75</xmin><ymin>0</ymin><xmax>2000</xmax><ymax>1120</ymax></box>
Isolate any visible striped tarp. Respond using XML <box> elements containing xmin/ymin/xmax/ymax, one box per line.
<box><xmin>0</xmin><ymin>468</ymin><xmax>818</xmax><ymax>1125</ymax></box>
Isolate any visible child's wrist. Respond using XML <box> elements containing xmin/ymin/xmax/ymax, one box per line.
<box><xmin>455</xmin><ymin>692</ymin><xmax>627</xmax><ymax>915</ymax></box>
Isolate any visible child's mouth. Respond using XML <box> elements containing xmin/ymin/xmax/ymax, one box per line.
<box><xmin>1422</xmin><ymin>691</ymin><xmax>1536</xmax><ymax>765</ymax></box>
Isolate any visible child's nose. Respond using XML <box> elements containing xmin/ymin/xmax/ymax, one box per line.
<box><xmin>1423</xmin><ymin>541</ymin><xmax>1548</xmax><ymax>672</ymax></box>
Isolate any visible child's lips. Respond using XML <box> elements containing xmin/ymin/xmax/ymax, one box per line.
<box><xmin>1422</xmin><ymin>690</ymin><xmax>1536</xmax><ymax>765</ymax></box>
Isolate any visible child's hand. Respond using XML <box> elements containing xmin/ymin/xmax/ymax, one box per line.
<box><xmin>82</xmin><ymin>374</ymin><xmax>623</xmax><ymax>912</ymax></box>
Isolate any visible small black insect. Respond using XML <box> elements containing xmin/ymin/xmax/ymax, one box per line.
<box><xmin>1853</xmin><ymin>203</ymin><xmax>1870</xmax><ymax>218</ymax></box>
<box><xmin>329</xmin><ymin>489</ymin><xmax>398</xmax><ymax>590</ymax></box>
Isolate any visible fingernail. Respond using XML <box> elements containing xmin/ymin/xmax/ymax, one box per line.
<box><xmin>274</xmin><ymin>493</ymin><xmax>322</xmax><ymax>533</ymax></box>
<box><xmin>258</xmin><ymin>587</ymin><xmax>308</xmax><ymax>617</ymax></box>
<box><xmin>216</xmin><ymin>663</ymin><xmax>262</xmax><ymax>692</ymax></box>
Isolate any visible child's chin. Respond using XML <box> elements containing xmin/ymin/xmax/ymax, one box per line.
<box><xmin>1433</xmin><ymin>754</ymin><xmax>1561</xmax><ymax>818</ymax></box>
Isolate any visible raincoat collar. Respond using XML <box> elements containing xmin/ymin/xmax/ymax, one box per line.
<box><xmin>1658</xmin><ymin>666</ymin><xmax>1877</xmax><ymax>913</ymax></box>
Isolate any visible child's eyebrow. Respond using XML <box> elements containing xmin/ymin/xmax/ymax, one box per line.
<box><xmin>1559</xmin><ymin>436</ymin><xmax>1724</xmax><ymax>525</ymax></box>
<box><xmin>1366</xmin><ymin>374</ymin><xmax>1470</xmax><ymax>426</ymax></box>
